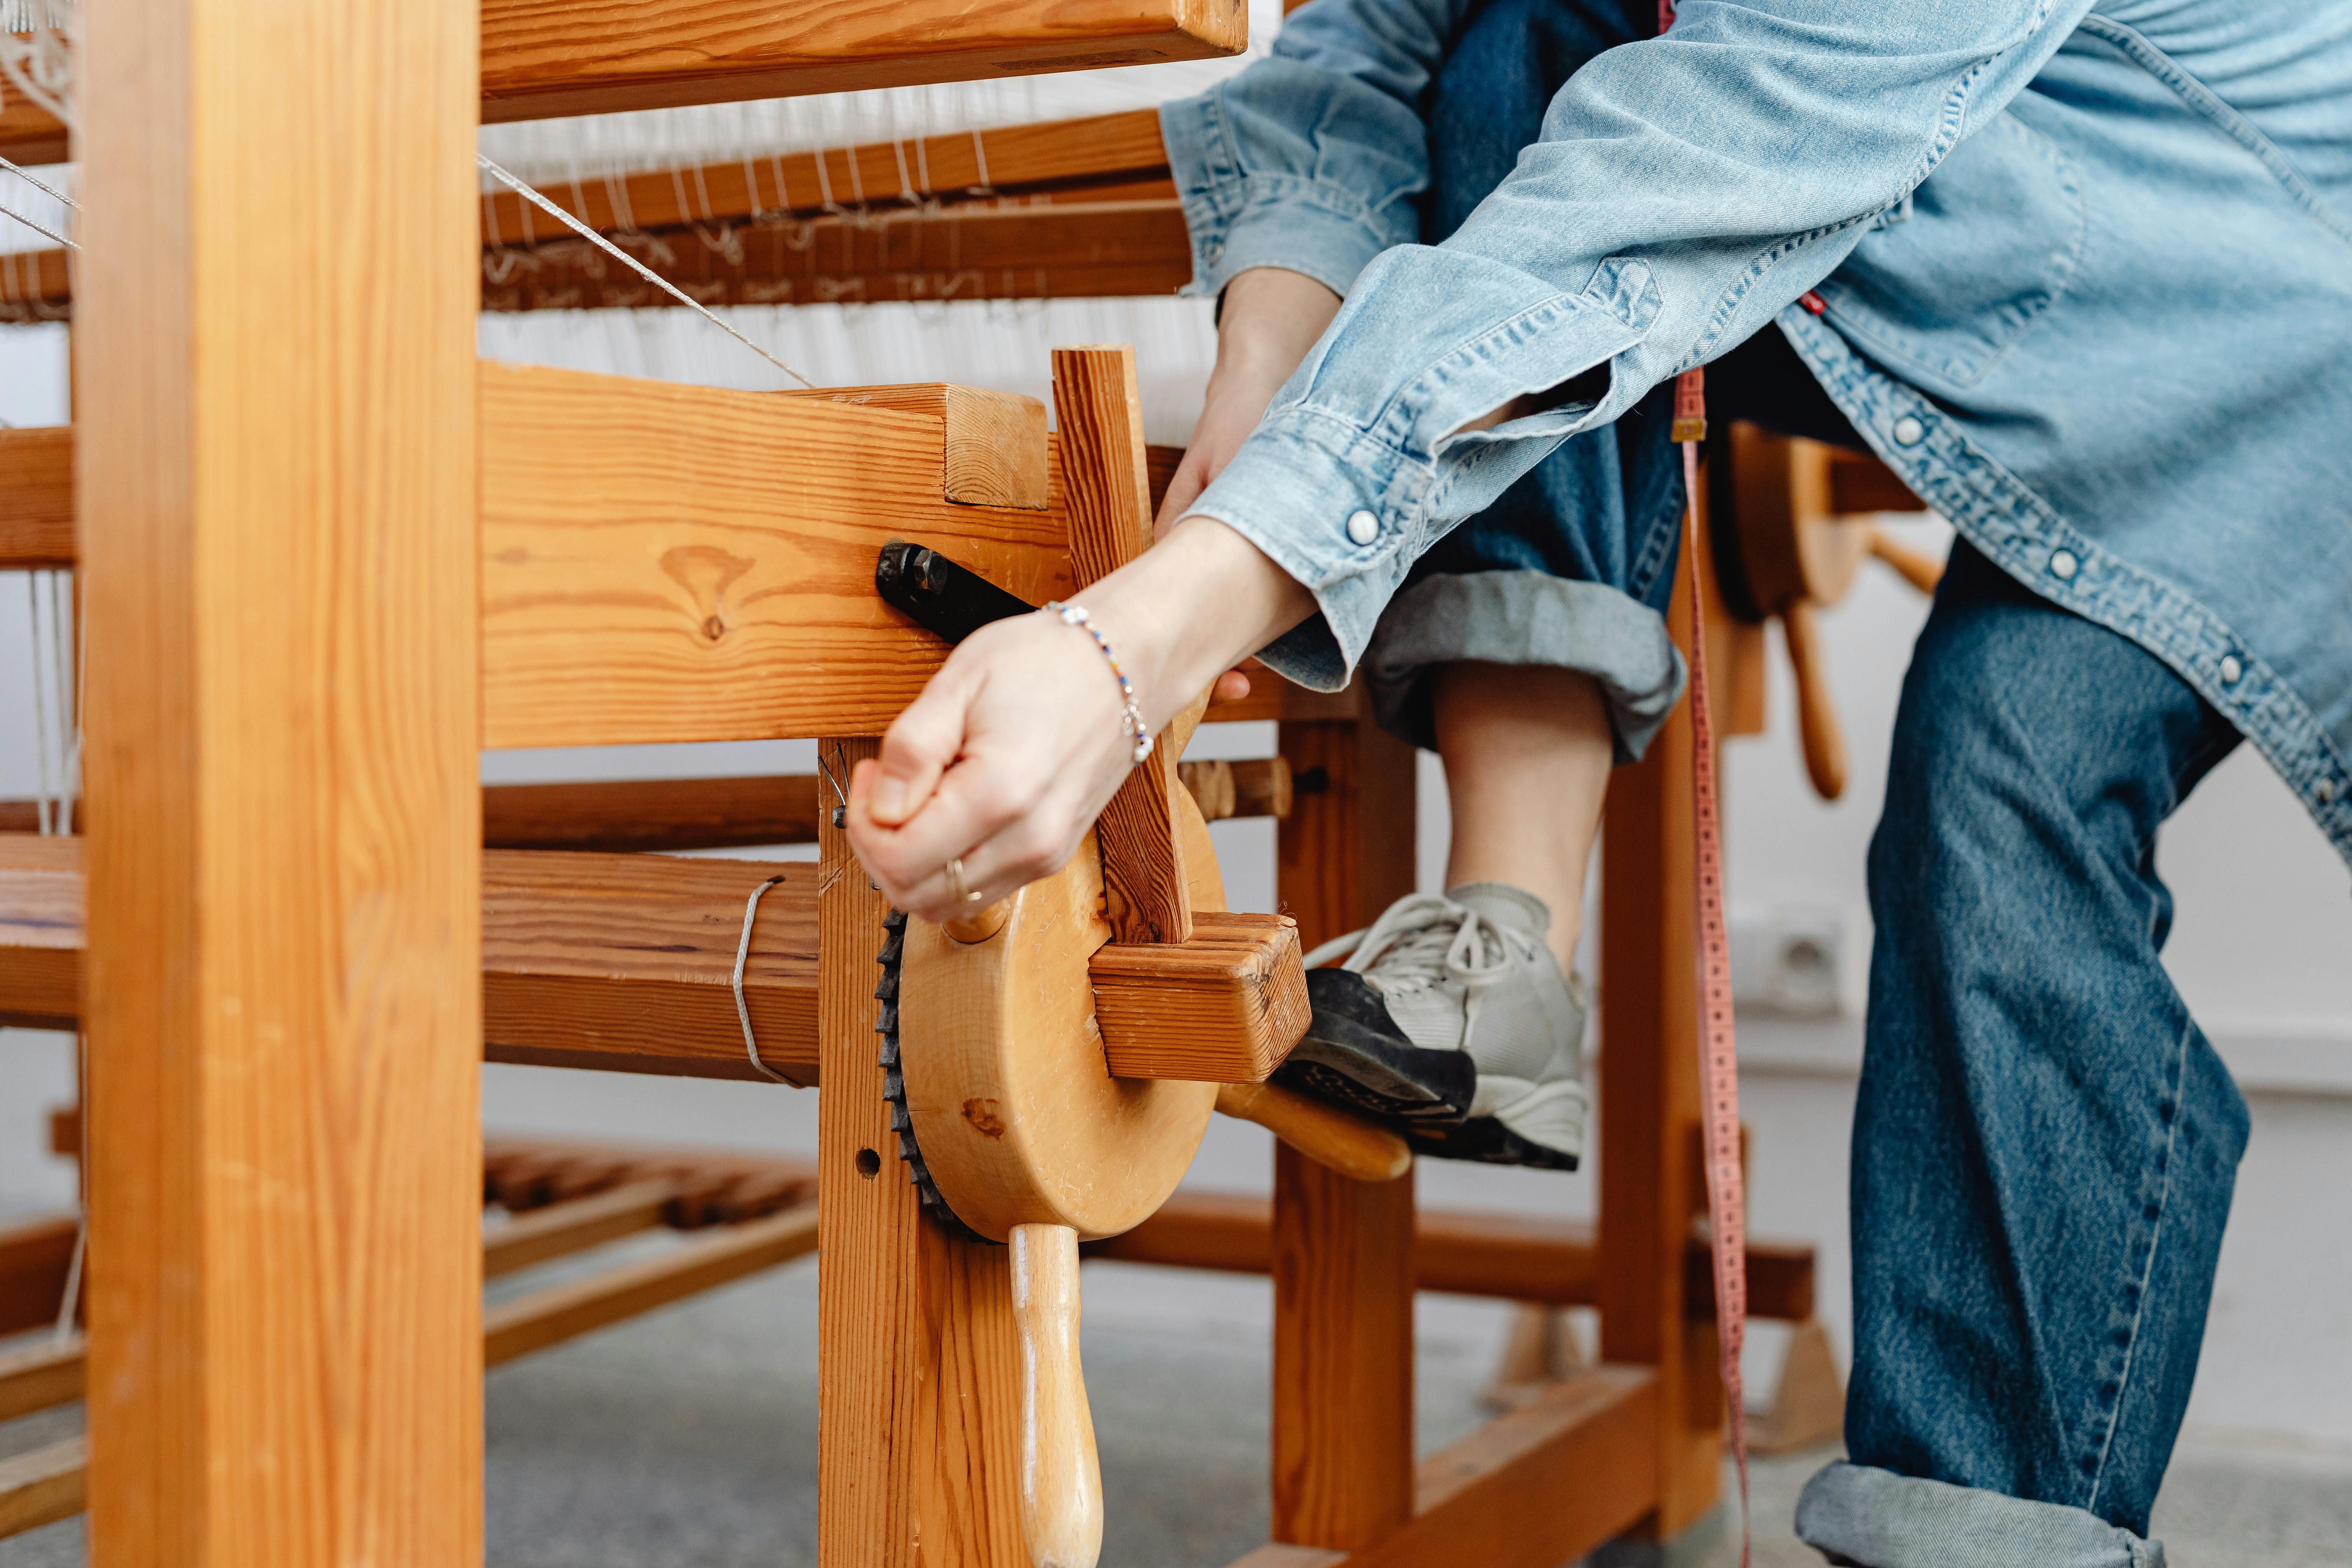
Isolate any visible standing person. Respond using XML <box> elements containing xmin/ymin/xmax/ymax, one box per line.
<box><xmin>848</xmin><ymin>1</ymin><xmax>2352</xmax><ymax>1563</ymax></box>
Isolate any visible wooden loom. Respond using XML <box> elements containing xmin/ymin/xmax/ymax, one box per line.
<box><xmin>0</xmin><ymin>1</ymin><xmax>1915</xmax><ymax>1560</ymax></box>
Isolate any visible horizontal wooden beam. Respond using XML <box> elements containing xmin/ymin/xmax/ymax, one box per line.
<box><xmin>0</xmin><ymin>1204</ymin><xmax>822</xmax><ymax>1542</ymax></box>
<box><xmin>481</xmin><ymin>109</ymin><xmax>1171</xmax><ymax>242</ymax></box>
<box><xmin>481</xmin><ymin>199</ymin><xmax>1191</xmax><ymax>314</ymax></box>
<box><xmin>7</xmin><ymin>843</ymin><xmax>1319</xmax><ymax>1087</ymax></box>
<box><xmin>2</xmin><ymin>7</ymin><xmax>1235</xmax><ymax>162</ymax></box>
<box><xmin>0</xmin><ymin>1338</ymin><xmax>80</xmax><ymax>1424</ymax></box>
<box><xmin>475</xmin><ymin>0</ymin><xmax>1244</xmax><ymax>123</ymax></box>
<box><xmin>482</xmin><ymin>1179</ymin><xmax>678</xmax><ymax>1279</ymax></box>
<box><xmin>482</xmin><ymin>775</ymin><xmax>822</xmax><ymax>853</ymax></box>
<box><xmin>478</xmin><ymin>360</ymin><xmax>1073</xmax><ymax>747</ymax></box>
<box><xmin>0</xmin><ymin>1436</ymin><xmax>83</xmax><ymax>1541</ymax></box>
<box><xmin>0</xmin><ymin>244</ymin><xmax>68</xmax><ymax>323</ymax></box>
<box><xmin>0</xmin><ymin>1212</ymin><xmax>74</xmax><ymax>1337</ymax></box>
<box><xmin>0</xmin><ymin>836</ymin><xmax>825</xmax><ymax>1078</ymax></box>
<box><xmin>483</xmin><ymin>1203</ymin><xmax>821</xmax><ymax>1365</ymax></box>
<box><xmin>1086</xmin><ymin>1191</ymin><xmax>1818</xmax><ymax>1320</ymax></box>
<box><xmin>0</xmin><ymin>426</ymin><xmax>73</xmax><ymax>568</ymax></box>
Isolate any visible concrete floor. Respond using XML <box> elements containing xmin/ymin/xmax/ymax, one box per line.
<box><xmin>4</xmin><ymin>1248</ymin><xmax>2348</xmax><ymax>1568</ymax></box>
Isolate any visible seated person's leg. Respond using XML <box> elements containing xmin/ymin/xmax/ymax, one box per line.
<box><xmin>1797</xmin><ymin>544</ymin><xmax>2248</xmax><ymax>1567</ymax></box>
<box><xmin>1276</xmin><ymin>0</ymin><xmax>1671</xmax><ymax>1170</ymax></box>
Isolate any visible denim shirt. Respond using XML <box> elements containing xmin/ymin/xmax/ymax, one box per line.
<box><xmin>1161</xmin><ymin>0</ymin><xmax>2352</xmax><ymax>867</ymax></box>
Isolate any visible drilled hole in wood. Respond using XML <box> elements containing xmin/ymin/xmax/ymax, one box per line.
<box><xmin>855</xmin><ymin>1148</ymin><xmax>882</xmax><ymax>1179</ymax></box>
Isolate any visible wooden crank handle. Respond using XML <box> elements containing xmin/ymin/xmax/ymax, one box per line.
<box><xmin>1010</xmin><ymin>1223</ymin><xmax>1105</xmax><ymax>1568</ymax></box>
<box><xmin>1778</xmin><ymin>598</ymin><xmax>1849</xmax><ymax>802</ymax></box>
<box><xmin>1215</xmin><ymin>1082</ymin><xmax>1412</xmax><ymax>1183</ymax></box>
<box><xmin>1864</xmin><ymin>526</ymin><xmax>1945</xmax><ymax>596</ymax></box>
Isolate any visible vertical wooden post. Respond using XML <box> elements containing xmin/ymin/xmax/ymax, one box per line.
<box><xmin>1052</xmin><ymin>343</ymin><xmax>1192</xmax><ymax>946</ymax></box>
<box><xmin>1270</xmin><ymin>700</ymin><xmax>1419</xmax><ymax>1547</ymax></box>
<box><xmin>77</xmin><ymin>0</ymin><xmax>483</xmax><ymax>1560</ymax></box>
<box><xmin>1597</xmin><ymin>532</ymin><xmax>1725</xmax><ymax>1540</ymax></box>
<box><xmin>818</xmin><ymin>738</ymin><xmax>1026</xmax><ymax>1567</ymax></box>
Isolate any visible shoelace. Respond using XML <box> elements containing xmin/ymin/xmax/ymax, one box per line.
<box><xmin>1301</xmin><ymin>894</ymin><xmax>1545</xmax><ymax>1051</ymax></box>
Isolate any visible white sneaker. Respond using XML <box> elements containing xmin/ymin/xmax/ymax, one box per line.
<box><xmin>1275</xmin><ymin>883</ymin><xmax>1590</xmax><ymax>1169</ymax></box>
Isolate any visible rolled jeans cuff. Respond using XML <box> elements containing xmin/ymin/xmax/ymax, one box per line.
<box><xmin>1795</xmin><ymin>1462</ymin><xmax>2167</xmax><ymax>1568</ymax></box>
<box><xmin>1361</xmin><ymin>569</ymin><xmax>1685</xmax><ymax>763</ymax></box>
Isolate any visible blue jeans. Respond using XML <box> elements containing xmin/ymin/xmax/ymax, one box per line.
<box><xmin>1397</xmin><ymin>7</ymin><xmax>2252</xmax><ymax>1564</ymax></box>
<box><xmin>1794</xmin><ymin>543</ymin><xmax>2249</xmax><ymax>1568</ymax></box>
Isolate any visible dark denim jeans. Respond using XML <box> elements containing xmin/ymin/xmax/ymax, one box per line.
<box><xmin>1399</xmin><ymin>5</ymin><xmax>2252</xmax><ymax>1564</ymax></box>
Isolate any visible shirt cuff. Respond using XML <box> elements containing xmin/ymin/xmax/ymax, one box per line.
<box><xmin>1158</xmin><ymin>94</ymin><xmax>1396</xmax><ymax>302</ymax></box>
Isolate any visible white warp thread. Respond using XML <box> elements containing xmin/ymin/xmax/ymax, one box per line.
<box><xmin>477</xmin><ymin>151</ymin><xmax>814</xmax><ymax>389</ymax></box>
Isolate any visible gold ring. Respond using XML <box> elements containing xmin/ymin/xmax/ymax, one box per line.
<box><xmin>946</xmin><ymin>856</ymin><xmax>982</xmax><ymax>904</ymax></box>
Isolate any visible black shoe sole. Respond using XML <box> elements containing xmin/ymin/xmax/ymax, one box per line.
<box><xmin>1403</xmin><ymin>1116</ymin><xmax>1581</xmax><ymax>1172</ymax></box>
<box><xmin>1275</xmin><ymin>970</ymin><xmax>1477</xmax><ymax>1124</ymax></box>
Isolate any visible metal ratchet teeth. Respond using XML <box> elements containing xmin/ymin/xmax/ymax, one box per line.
<box><xmin>874</xmin><ymin>907</ymin><xmax>988</xmax><ymax>1243</ymax></box>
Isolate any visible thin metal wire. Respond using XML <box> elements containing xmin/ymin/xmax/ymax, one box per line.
<box><xmin>733</xmin><ymin>875</ymin><xmax>794</xmax><ymax>1083</ymax></box>
<box><xmin>0</xmin><ymin>197</ymin><xmax>74</xmax><ymax>249</ymax></box>
<box><xmin>0</xmin><ymin>153</ymin><xmax>75</xmax><ymax>208</ymax></box>
<box><xmin>476</xmin><ymin>152</ymin><xmax>814</xmax><ymax>388</ymax></box>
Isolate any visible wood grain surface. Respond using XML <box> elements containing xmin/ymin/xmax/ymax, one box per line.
<box><xmin>482</xmin><ymin>1203</ymin><xmax>818</xmax><ymax>1365</ymax></box>
<box><xmin>1090</xmin><ymin>910</ymin><xmax>1309</xmax><ymax>1082</ymax></box>
<box><xmin>0</xmin><ymin>835</ymin><xmax>78</xmax><ymax>1029</ymax></box>
<box><xmin>481</xmin><ymin>199</ymin><xmax>1193</xmax><ymax>314</ymax></box>
<box><xmin>479</xmin><ymin>360</ymin><xmax>1071</xmax><ymax>748</ymax></box>
<box><xmin>817</xmin><ymin>736</ymin><xmax>1028</xmax><ymax>1568</ymax></box>
<box><xmin>1053</xmin><ymin>344</ymin><xmax>1193</xmax><ymax>946</ymax></box>
<box><xmin>778</xmin><ymin>383</ymin><xmax>1049</xmax><ymax>511</ymax></box>
<box><xmin>77</xmin><ymin>0</ymin><xmax>485</xmax><ymax>1557</ymax></box>
<box><xmin>481</xmin><ymin>774</ymin><xmax>822</xmax><ymax>853</ymax></box>
<box><xmin>0</xmin><ymin>1438</ymin><xmax>84</xmax><ymax>1541</ymax></box>
<box><xmin>0</xmin><ymin>94</ymin><xmax>66</xmax><ymax>166</ymax></box>
<box><xmin>480</xmin><ymin>108</ymin><xmax>1169</xmax><ymax>239</ymax></box>
<box><xmin>1009</xmin><ymin>1224</ymin><xmax>1104</xmax><ymax>1568</ymax></box>
<box><xmin>1272</xmin><ymin>1149</ymin><xmax>1416</xmax><ymax>1549</ymax></box>
<box><xmin>0</xmin><ymin>1212</ymin><xmax>74</xmax><ymax>1337</ymax></box>
<box><xmin>0</xmin><ymin>427</ymin><xmax>73</xmax><ymax>567</ymax></box>
<box><xmin>477</xmin><ymin>0</ymin><xmax>1245</xmax><ymax>120</ymax></box>
<box><xmin>1211</xmin><ymin>1084</ymin><xmax>1411</xmax><ymax>1184</ymax></box>
<box><xmin>896</xmin><ymin>806</ymin><xmax>1219</xmax><ymax>1240</ymax></box>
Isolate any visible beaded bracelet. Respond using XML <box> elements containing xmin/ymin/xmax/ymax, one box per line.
<box><xmin>1044</xmin><ymin>601</ymin><xmax>1152</xmax><ymax>765</ymax></box>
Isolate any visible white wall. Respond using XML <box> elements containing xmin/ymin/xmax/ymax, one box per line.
<box><xmin>5</xmin><ymin>301</ymin><xmax>2347</xmax><ymax>1444</ymax></box>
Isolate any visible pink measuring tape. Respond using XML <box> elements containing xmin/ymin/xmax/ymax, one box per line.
<box><xmin>1675</xmin><ymin>363</ymin><xmax>1751</xmax><ymax>1562</ymax></box>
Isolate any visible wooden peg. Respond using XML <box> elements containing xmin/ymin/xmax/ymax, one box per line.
<box><xmin>1866</xmin><ymin>526</ymin><xmax>1946</xmax><ymax>596</ymax></box>
<box><xmin>1215</xmin><ymin>1082</ymin><xmax>1411</xmax><ymax>1183</ymax></box>
<box><xmin>1010</xmin><ymin>1223</ymin><xmax>1104</xmax><ymax>1568</ymax></box>
<box><xmin>1780</xmin><ymin>599</ymin><xmax>1848</xmax><ymax>801</ymax></box>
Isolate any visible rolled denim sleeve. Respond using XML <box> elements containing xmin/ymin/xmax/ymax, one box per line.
<box><xmin>1178</xmin><ymin>0</ymin><xmax>2100</xmax><ymax>689</ymax></box>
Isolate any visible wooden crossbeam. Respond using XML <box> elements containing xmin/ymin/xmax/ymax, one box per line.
<box><xmin>478</xmin><ymin>361</ymin><xmax>1073</xmax><ymax>748</ymax></box>
<box><xmin>5</xmin><ymin>840</ymin><xmax>1309</xmax><ymax>1084</ymax></box>
<box><xmin>478</xmin><ymin>109</ymin><xmax>1171</xmax><ymax>241</ymax></box>
<box><xmin>0</xmin><ymin>5</ymin><xmax>1239</xmax><ymax>161</ymax></box>
<box><xmin>482</xmin><ymin>199</ymin><xmax>1191</xmax><ymax>314</ymax></box>
<box><xmin>482</xmin><ymin>775</ymin><xmax>823</xmax><ymax>853</ymax></box>
<box><xmin>15</xmin><ymin>199</ymin><xmax>1193</xmax><ymax>319</ymax></box>
<box><xmin>1084</xmin><ymin>1191</ymin><xmax>1818</xmax><ymax>1321</ymax></box>
<box><xmin>0</xmin><ymin>426</ymin><xmax>72</xmax><ymax>568</ymax></box>
<box><xmin>0</xmin><ymin>1205</ymin><xmax>822</xmax><ymax>1542</ymax></box>
<box><xmin>0</xmin><ymin>1437</ymin><xmax>83</xmax><ymax>1541</ymax></box>
<box><xmin>0</xmin><ymin>1212</ymin><xmax>76</xmax><ymax>1338</ymax></box>
<box><xmin>482</xmin><ymin>1180</ymin><xmax>679</xmax><ymax>1279</ymax></box>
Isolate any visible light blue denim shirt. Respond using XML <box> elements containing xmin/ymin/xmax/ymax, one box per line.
<box><xmin>1161</xmin><ymin>0</ymin><xmax>2352</xmax><ymax>867</ymax></box>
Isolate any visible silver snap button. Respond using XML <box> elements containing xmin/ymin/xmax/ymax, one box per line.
<box><xmin>2049</xmin><ymin>549</ymin><xmax>2078</xmax><ymax>581</ymax></box>
<box><xmin>1892</xmin><ymin>416</ymin><xmax>1925</xmax><ymax>447</ymax></box>
<box><xmin>2319</xmin><ymin>779</ymin><xmax>2339</xmax><ymax>806</ymax></box>
<box><xmin>2218</xmin><ymin>654</ymin><xmax>2242</xmax><ymax>686</ymax></box>
<box><xmin>1345</xmin><ymin>509</ymin><xmax>1380</xmax><ymax>546</ymax></box>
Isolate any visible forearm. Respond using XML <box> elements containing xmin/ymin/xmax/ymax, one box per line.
<box><xmin>1082</xmin><ymin>516</ymin><xmax>1317</xmax><ymax>730</ymax></box>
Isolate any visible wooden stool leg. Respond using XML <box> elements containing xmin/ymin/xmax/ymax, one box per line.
<box><xmin>1272</xmin><ymin>1147</ymin><xmax>1415</xmax><ymax>1549</ymax></box>
<box><xmin>817</xmin><ymin>739</ymin><xmax>1025</xmax><ymax>1567</ymax></box>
